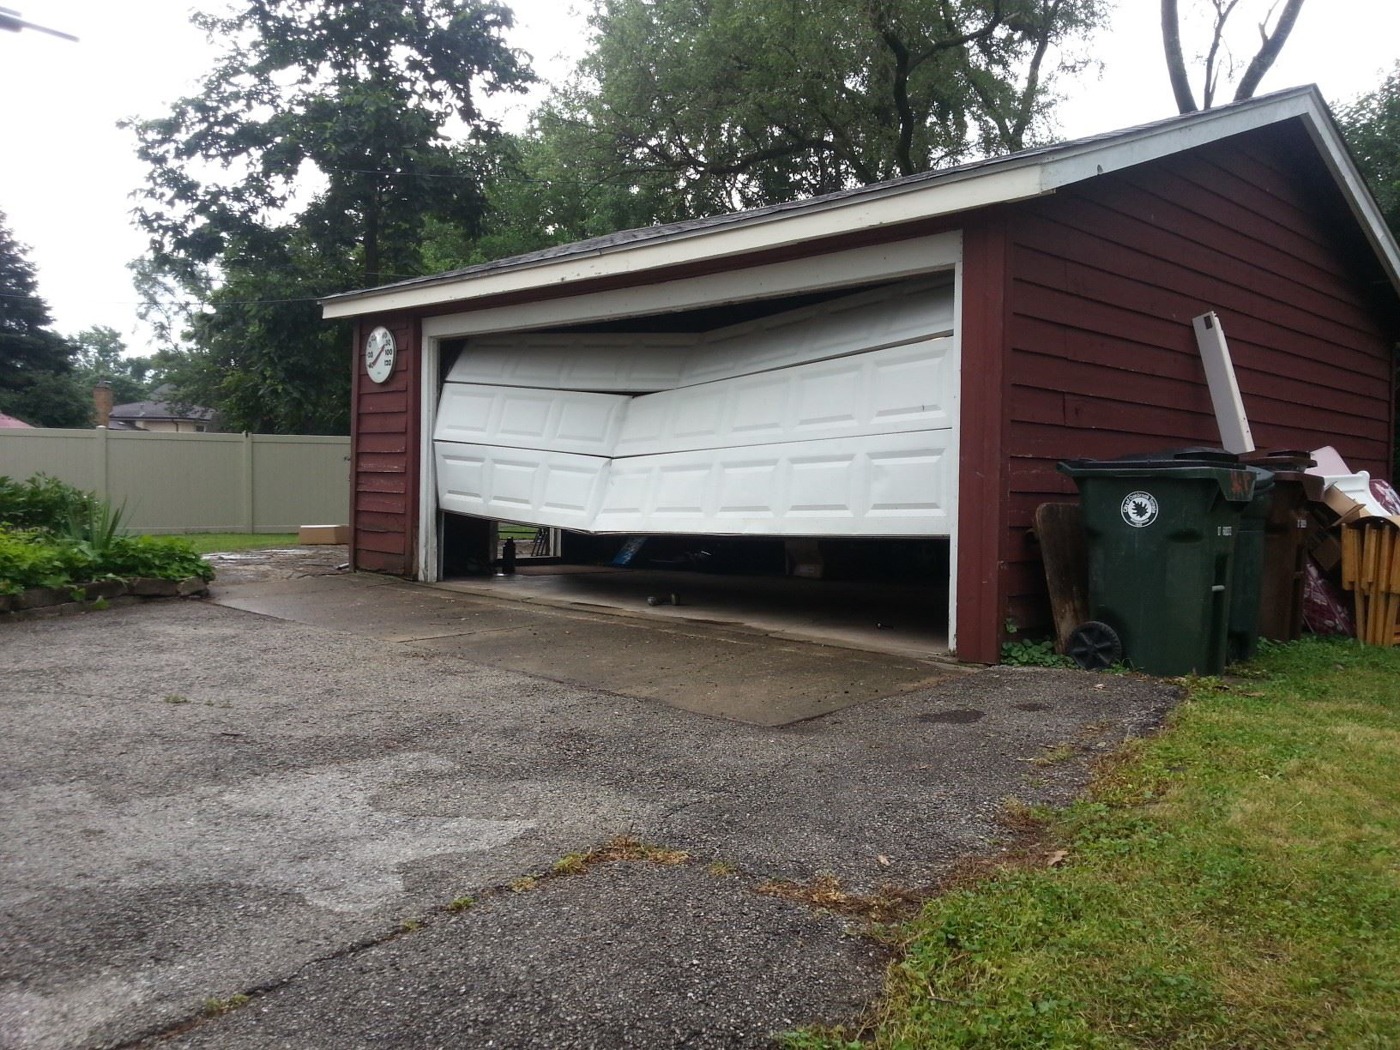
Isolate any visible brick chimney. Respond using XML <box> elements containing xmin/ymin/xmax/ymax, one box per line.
<box><xmin>93</xmin><ymin>381</ymin><xmax>113</xmax><ymax>428</ymax></box>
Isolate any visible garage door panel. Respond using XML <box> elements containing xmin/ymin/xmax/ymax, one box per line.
<box><xmin>869</xmin><ymin>449</ymin><xmax>950</xmax><ymax>514</ymax></box>
<box><xmin>714</xmin><ymin>461</ymin><xmax>782</xmax><ymax>516</ymax></box>
<box><xmin>591</xmin><ymin>431</ymin><xmax>953</xmax><ymax>536</ymax></box>
<box><xmin>434</xmin><ymin>280</ymin><xmax>957</xmax><ymax>540</ymax></box>
<box><xmin>611</xmin><ymin>339</ymin><xmax>953</xmax><ymax>457</ymax></box>
<box><xmin>447</xmin><ymin>337</ymin><xmax>694</xmax><ymax>393</ymax></box>
<box><xmin>447</xmin><ymin>281</ymin><xmax>954</xmax><ymax>393</ymax></box>
<box><xmin>685</xmin><ymin>282</ymin><xmax>954</xmax><ymax>386</ymax></box>
<box><xmin>434</xmin><ymin>384</ymin><xmax>627</xmax><ymax>455</ymax></box>
<box><xmin>437</xmin><ymin>445</ymin><xmax>607</xmax><ymax>530</ymax></box>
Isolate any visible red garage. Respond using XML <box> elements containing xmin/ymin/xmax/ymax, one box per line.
<box><xmin>322</xmin><ymin>86</ymin><xmax>1400</xmax><ymax>665</ymax></box>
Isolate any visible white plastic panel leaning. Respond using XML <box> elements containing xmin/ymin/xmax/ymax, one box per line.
<box><xmin>433</xmin><ymin>279</ymin><xmax>958</xmax><ymax>538</ymax></box>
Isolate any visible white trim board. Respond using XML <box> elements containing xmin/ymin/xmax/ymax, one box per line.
<box><xmin>420</xmin><ymin>233</ymin><xmax>962</xmax><ymax>338</ymax></box>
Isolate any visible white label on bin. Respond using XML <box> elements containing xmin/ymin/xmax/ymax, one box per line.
<box><xmin>1121</xmin><ymin>490</ymin><xmax>1159</xmax><ymax>528</ymax></box>
<box><xmin>1219</xmin><ymin>526</ymin><xmax>1233</xmax><ymax>537</ymax></box>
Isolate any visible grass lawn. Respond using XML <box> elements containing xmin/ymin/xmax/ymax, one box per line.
<box><xmin>789</xmin><ymin>638</ymin><xmax>1400</xmax><ymax>1048</ymax></box>
<box><xmin>173</xmin><ymin>533</ymin><xmax>302</xmax><ymax>554</ymax></box>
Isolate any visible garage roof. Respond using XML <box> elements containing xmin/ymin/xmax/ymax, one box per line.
<box><xmin>323</xmin><ymin>86</ymin><xmax>1400</xmax><ymax>320</ymax></box>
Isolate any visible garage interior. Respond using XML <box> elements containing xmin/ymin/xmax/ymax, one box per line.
<box><xmin>429</xmin><ymin>277</ymin><xmax>958</xmax><ymax>659</ymax></box>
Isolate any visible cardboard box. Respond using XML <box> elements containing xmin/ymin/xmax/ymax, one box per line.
<box><xmin>1310</xmin><ymin>531</ymin><xmax>1343</xmax><ymax>572</ymax></box>
<box><xmin>785</xmin><ymin>538</ymin><xmax>825</xmax><ymax>579</ymax></box>
<box><xmin>298</xmin><ymin>524</ymin><xmax>350</xmax><ymax>545</ymax></box>
<box><xmin>1323</xmin><ymin>485</ymin><xmax>1369</xmax><ymax>525</ymax></box>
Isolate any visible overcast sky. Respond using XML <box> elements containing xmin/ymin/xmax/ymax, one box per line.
<box><xmin>1</xmin><ymin>0</ymin><xmax>1397</xmax><ymax>348</ymax></box>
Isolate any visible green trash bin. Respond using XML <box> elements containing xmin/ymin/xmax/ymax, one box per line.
<box><xmin>1058</xmin><ymin>458</ymin><xmax>1256</xmax><ymax>676</ymax></box>
<box><xmin>1226</xmin><ymin>466</ymin><xmax>1274</xmax><ymax>664</ymax></box>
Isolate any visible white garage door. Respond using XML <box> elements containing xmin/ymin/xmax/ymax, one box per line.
<box><xmin>433</xmin><ymin>280</ymin><xmax>958</xmax><ymax>537</ymax></box>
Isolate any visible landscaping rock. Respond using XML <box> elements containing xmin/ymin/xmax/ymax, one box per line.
<box><xmin>16</xmin><ymin>586</ymin><xmax>66</xmax><ymax>610</ymax></box>
<box><xmin>130</xmin><ymin>578</ymin><xmax>182</xmax><ymax>597</ymax></box>
<box><xmin>82</xmin><ymin>579</ymin><xmax>129</xmax><ymax>601</ymax></box>
<box><xmin>177</xmin><ymin>577</ymin><xmax>211</xmax><ymax>597</ymax></box>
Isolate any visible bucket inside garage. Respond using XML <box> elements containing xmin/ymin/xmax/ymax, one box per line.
<box><xmin>429</xmin><ymin>277</ymin><xmax>958</xmax><ymax>658</ymax></box>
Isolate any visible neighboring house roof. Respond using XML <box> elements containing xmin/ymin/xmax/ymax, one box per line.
<box><xmin>0</xmin><ymin>411</ymin><xmax>34</xmax><ymax>429</ymax></box>
<box><xmin>323</xmin><ymin>85</ymin><xmax>1400</xmax><ymax>320</ymax></box>
<box><xmin>109</xmin><ymin>399</ymin><xmax>216</xmax><ymax>425</ymax></box>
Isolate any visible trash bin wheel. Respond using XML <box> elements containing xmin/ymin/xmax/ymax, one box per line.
<box><xmin>1066</xmin><ymin>621</ymin><xmax>1124</xmax><ymax>671</ymax></box>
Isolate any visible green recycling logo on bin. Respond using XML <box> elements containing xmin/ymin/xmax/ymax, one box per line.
<box><xmin>1120</xmin><ymin>490</ymin><xmax>1159</xmax><ymax>528</ymax></box>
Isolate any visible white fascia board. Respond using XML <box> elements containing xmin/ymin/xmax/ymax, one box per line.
<box><xmin>1037</xmin><ymin>91</ymin><xmax>1318</xmax><ymax>190</ymax></box>
<box><xmin>422</xmin><ymin>232</ymin><xmax>964</xmax><ymax>340</ymax></box>
<box><xmin>324</xmin><ymin>172</ymin><xmax>1035</xmax><ymax>320</ymax></box>
<box><xmin>1297</xmin><ymin>112</ymin><xmax>1400</xmax><ymax>296</ymax></box>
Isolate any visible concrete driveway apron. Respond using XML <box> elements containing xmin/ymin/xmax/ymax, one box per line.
<box><xmin>0</xmin><ymin>573</ymin><xmax>1176</xmax><ymax>1049</ymax></box>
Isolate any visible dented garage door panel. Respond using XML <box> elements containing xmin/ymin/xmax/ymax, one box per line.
<box><xmin>436</xmin><ymin>383</ymin><xmax>628</xmax><ymax>456</ymax></box>
<box><xmin>612</xmin><ymin>338</ymin><xmax>953</xmax><ymax>457</ymax></box>
<box><xmin>446</xmin><ymin>279</ymin><xmax>955</xmax><ymax>393</ymax></box>
<box><xmin>438</xmin><ymin>446</ymin><xmax>609</xmax><ymax>531</ymax></box>
<box><xmin>434</xmin><ymin>281</ymin><xmax>958</xmax><ymax>538</ymax></box>
<box><xmin>595</xmin><ymin>431</ymin><xmax>953</xmax><ymax>534</ymax></box>
<box><xmin>436</xmin><ymin>431</ymin><xmax>952</xmax><ymax>537</ymax></box>
<box><xmin>444</xmin><ymin>336</ymin><xmax>693</xmax><ymax>394</ymax></box>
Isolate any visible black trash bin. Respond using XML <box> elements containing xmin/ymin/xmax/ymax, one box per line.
<box><xmin>1058</xmin><ymin>457</ymin><xmax>1255</xmax><ymax>676</ymax></box>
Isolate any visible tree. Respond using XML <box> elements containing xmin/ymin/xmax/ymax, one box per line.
<box><xmin>530</xmin><ymin>0</ymin><xmax>1107</xmax><ymax>223</ymax></box>
<box><xmin>69</xmin><ymin>326</ymin><xmax>157</xmax><ymax>407</ymax></box>
<box><xmin>127</xmin><ymin>0</ymin><xmax>533</xmax><ymax>434</ymax></box>
<box><xmin>0</xmin><ymin>211</ymin><xmax>89</xmax><ymax>428</ymax></box>
<box><xmin>1338</xmin><ymin>66</ymin><xmax>1400</xmax><ymax>238</ymax></box>
<box><xmin>1161</xmin><ymin>0</ymin><xmax>1306</xmax><ymax>113</ymax></box>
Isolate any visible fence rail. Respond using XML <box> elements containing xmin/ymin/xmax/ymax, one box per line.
<box><xmin>0</xmin><ymin>428</ymin><xmax>350</xmax><ymax>534</ymax></box>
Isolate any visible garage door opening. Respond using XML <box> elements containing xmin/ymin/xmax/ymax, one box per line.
<box><xmin>435</xmin><ymin>521</ymin><xmax>950</xmax><ymax>658</ymax></box>
<box><xmin>427</xmin><ymin>275</ymin><xmax>959</xmax><ymax>657</ymax></box>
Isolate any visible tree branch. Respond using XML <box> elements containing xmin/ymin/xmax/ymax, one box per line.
<box><xmin>1233</xmin><ymin>0</ymin><xmax>1306</xmax><ymax>101</ymax></box>
<box><xmin>1161</xmin><ymin>0</ymin><xmax>1198</xmax><ymax>113</ymax></box>
<box><xmin>867</xmin><ymin>2</ymin><xmax>919</xmax><ymax>176</ymax></box>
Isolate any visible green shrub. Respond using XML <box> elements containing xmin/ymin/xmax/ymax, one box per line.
<box><xmin>0</xmin><ymin>474</ymin><xmax>213</xmax><ymax>593</ymax></box>
<box><xmin>99</xmin><ymin>535</ymin><xmax>213</xmax><ymax>582</ymax></box>
<box><xmin>0</xmin><ymin>475</ymin><xmax>99</xmax><ymax>533</ymax></box>
<box><xmin>0</xmin><ymin>531</ymin><xmax>71</xmax><ymax>594</ymax></box>
<box><xmin>1001</xmin><ymin>637</ymin><xmax>1075</xmax><ymax>668</ymax></box>
<box><xmin>59</xmin><ymin>496</ymin><xmax>127</xmax><ymax>561</ymax></box>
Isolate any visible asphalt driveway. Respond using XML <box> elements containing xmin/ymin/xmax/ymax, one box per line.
<box><xmin>0</xmin><ymin>574</ymin><xmax>1176</xmax><ymax>1049</ymax></box>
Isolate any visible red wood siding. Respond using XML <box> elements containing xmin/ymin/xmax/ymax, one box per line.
<box><xmin>956</xmin><ymin>211</ymin><xmax>1013</xmax><ymax>664</ymax></box>
<box><xmin>350</xmin><ymin>314</ymin><xmax>420</xmax><ymax>575</ymax></box>
<box><xmin>1001</xmin><ymin>124</ymin><xmax>1398</xmax><ymax>635</ymax></box>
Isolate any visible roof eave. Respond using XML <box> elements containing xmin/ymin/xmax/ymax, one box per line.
<box><xmin>322</xmin><ymin>85</ymin><xmax>1400</xmax><ymax>320</ymax></box>
<box><xmin>322</xmin><ymin>165</ymin><xmax>1051</xmax><ymax>319</ymax></box>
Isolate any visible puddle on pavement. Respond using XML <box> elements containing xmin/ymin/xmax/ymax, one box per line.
<box><xmin>918</xmin><ymin>708</ymin><xmax>985</xmax><ymax>724</ymax></box>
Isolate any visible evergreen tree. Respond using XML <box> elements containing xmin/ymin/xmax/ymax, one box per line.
<box><xmin>0</xmin><ymin>211</ymin><xmax>88</xmax><ymax>427</ymax></box>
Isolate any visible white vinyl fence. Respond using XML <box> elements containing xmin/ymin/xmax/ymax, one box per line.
<box><xmin>0</xmin><ymin>428</ymin><xmax>350</xmax><ymax>534</ymax></box>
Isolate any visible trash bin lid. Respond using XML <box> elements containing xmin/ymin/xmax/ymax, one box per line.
<box><xmin>1058</xmin><ymin>459</ymin><xmax>1256</xmax><ymax>502</ymax></box>
<box><xmin>1241</xmin><ymin>448</ymin><xmax>1316</xmax><ymax>470</ymax></box>
<box><xmin>1108</xmin><ymin>446</ymin><xmax>1239</xmax><ymax>466</ymax></box>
